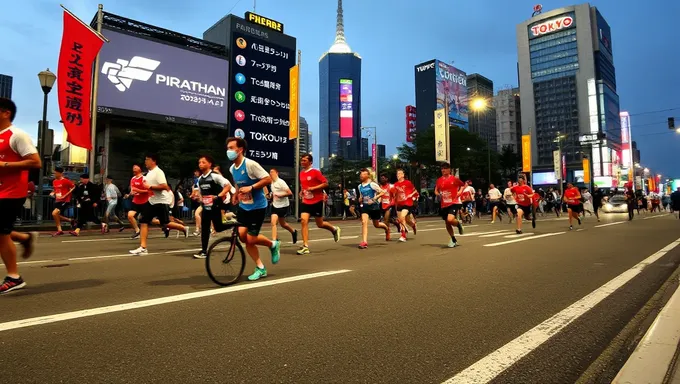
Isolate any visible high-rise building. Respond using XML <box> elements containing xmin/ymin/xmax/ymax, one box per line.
<box><xmin>361</xmin><ymin>137</ymin><xmax>369</xmax><ymax>160</ymax></box>
<box><xmin>299</xmin><ymin>116</ymin><xmax>309</xmax><ymax>154</ymax></box>
<box><xmin>308</xmin><ymin>131</ymin><xmax>313</xmax><ymax>155</ymax></box>
<box><xmin>414</xmin><ymin>60</ymin><xmax>468</xmax><ymax>134</ymax></box>
<box><xmin>0</xmin><ymin>74</ymin><xmax>12</xmax><ymax>98</ymax></box>
<box><xmin>493</xmin><ymin>87</ymin><xmax>522</xmax><ymax>153</ymax></box>
<box><xmin>377</xmin><ymin>144</ymin><xmax>386</xmax><ymax>159</ymax></box>
<box><xmin>517</xmin><ymin>4</ymin><xmax>621</xmax><ymax>186</ymax></box>
<box><xmin>467</xmin><ymin>73</ymin><xmax>497</xmax><ymax>150</ymax></box>
<box><xmin>319</xmin><ymin>0</ymin><xmax>362</xmax><ymax>169</ymax></box>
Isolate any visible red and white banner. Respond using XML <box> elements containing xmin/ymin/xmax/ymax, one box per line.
<box><xmin>57</xmin><ymin>10</ymin><xmax>105</xmax><ymax>149</ymax></box>
<box><xmin>371</xmin><ymin>143</ymin><xmax>377</xmax><ymax>171</ymax></box>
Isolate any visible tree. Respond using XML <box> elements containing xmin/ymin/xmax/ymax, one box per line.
<box><xmin>498</xmin><ymin>145</ymin><xmax>522</xmax><ymax>182</ymax></box>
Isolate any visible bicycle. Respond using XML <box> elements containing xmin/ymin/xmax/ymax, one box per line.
<box><xmin>205</xmin><ymin>221</ymin><xmax>247</xmax><ymax>286</ymax></box>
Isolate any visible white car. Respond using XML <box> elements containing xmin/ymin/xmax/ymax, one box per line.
<box><xmin>602</xmin><ymin>195</ymin><xmax>628</xmax><ymax>213</ymax></box>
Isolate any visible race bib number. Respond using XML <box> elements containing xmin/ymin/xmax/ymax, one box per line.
<box><xmin>202</xmin><ymin>196</ymin><xmax>214</xmax><ymax>208</ymax></box>
<box><xmin>363</xmin><ymin>196</ymin><xmax>374</xmax><ymax>205</ymax></box>
<box><xmin>240</xmin><ymin>192</ymin><xmax>254</xmax><ymax>205</ymax></box>
<box><xmin>441</xmin><ymin>191</ymin><xmax>453</xmax><ymax>204</ymax></box>
<box><xmin>83</xmin><ymin>190</ymin><xmax>89</xmax><ymax>196</ymax></box>
<box><xmin>303</xmin><ymin>189</ymin><xmax>314</xmax><ymax>200</ymax></box>
<box><xmin>397</xmin><ymin>192</ymin><xmax>406</xmax><ymax>202</ymax></box>
<box><xmin>56</xmin><ymin>192</ymin><xmax>63</xmax><ymax>199</ymax></box>
<box><xmin>516</xmin><ymin>194</ymin><xmax>526</xmax><ymax>204</ymax></box>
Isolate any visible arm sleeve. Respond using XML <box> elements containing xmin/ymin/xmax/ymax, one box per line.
<box><xmin>213</xmin><ymin>174</ymin><xmax>231</xmax><ymax>188</ymax></box>
<box><xmin>246</xmin><ymin>160</ymin><xmax>269</xmax><ymax>180</ymax></box>
<box><xmin>370</xmin><ymin>182</ymin><xmax>381</xmax><ymax>193</ymax></box>
<box><xmin>10</xmin><ymin>130</ymin><xmax>38</xmax><ymax>157</ymax></box>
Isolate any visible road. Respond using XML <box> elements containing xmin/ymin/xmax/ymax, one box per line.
<box><xmin>1</xmin><ymin>211</ymin><xmax>679</xmax><ymax>383</ymax></box>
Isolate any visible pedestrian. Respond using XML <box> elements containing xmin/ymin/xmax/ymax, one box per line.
<box><xmin>70</xmin><ymin>174</ymin><xmax>103</xmax><ymax>236</ymax></box>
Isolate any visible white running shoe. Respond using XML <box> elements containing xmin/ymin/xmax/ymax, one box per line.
<box><xmin>129</xmin><ymin>247</ymin><xmax>148</xmax><ymax>255</ymax></box>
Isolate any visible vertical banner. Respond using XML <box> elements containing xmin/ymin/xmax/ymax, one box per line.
<box><xmin>339</xmin><ymin>79</ymin><xmax>354</xmax><ymax>138</ymax></box>
<box><xmin>553</xmin><ymin>150</ymin><xmax>561</xmax><ymax>180</ymax></box>
<box><xmin>583</xmin><ymin>158</ymin><xmax>591</xmax><ymax>183</ymax></box>
<box><xmin>371</xmin><ymin>143</ymin><xmax>377</xmax><ymax>171</ymax></box>
<box><xmin>434</xmin><ymin>108</ymin><xmax>447</xmax><ymax>162</ymax></box>
<box><xmin>57</xmin><ymin>10</ymin><xmax>105</xmax><ymax>149</ymax></box>
<box><xmin>562</xmin><ymin>155</ymin><xmax>567</xmax><ymax>180</ymax></box>
<box><xmin>521</xmin><ymin>134</ymin><xmax>532</xmax><ymax>172</ymax></box>
<box><xmin>288</xmin><ymin>64</ymin><xmax>299</xmax><ymax>139</ymax></box>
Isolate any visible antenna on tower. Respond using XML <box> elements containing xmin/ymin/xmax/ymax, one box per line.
<box><xmin>253</xmin><ymin>0</ymin><xmax>256</xmax><ymax>12</ymax></box>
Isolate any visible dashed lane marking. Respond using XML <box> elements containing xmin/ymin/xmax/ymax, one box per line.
<box><xmin>483</xmin><ymin>232</ymin><xmax>566</xmax><ymax>247</ymax></box>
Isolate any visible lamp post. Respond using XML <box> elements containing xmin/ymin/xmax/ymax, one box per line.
<box><xmin>471</xmin><ymin>97</ymin><xmax>491</xmax><ymax>185</ymax></box>
<box><xmin>361</xmin><ymin>126</ymin><xmax>377</xmax><ymax>172</ymax></box>
<box><xmin>36</xmin><ymin>68</ymin><xmax>57</xmax><ymax>223</ymax></box>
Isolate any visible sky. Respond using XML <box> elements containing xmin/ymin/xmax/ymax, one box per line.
<box><xmin>2</xmin><ymin>0</ymin><xmax>679</xmax><ymax>177</ymax></box>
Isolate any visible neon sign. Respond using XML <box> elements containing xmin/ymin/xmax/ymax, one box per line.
<box><xmin>530</xmin><ymin>15</ymin><xmax>573</xmax><ymax>37</ymax></box>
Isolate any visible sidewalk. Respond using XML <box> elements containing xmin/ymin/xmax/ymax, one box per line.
<box><xmin>613</xmin><ymin>276</ymin><xmax>680</xmax><ymax>384</ymax></box>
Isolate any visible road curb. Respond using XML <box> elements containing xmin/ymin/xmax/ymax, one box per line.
<box><xmin>613</xmin><ymin>273</ymin><xmax>680</xmax><ymax>384</ymax></box>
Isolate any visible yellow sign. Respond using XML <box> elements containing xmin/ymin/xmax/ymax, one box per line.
<box><xmin>245</xmin><ymin>12</ymin><xmax>284</xmax><ymax>33</ymax></box>
<box><xmin>583</xmin><ymin>158</ymin><xmax>591</xmax><ymax>183</ymax></box>
<box><xmin>289</xmin><ymin>65</ymin><xmax>299</xmax><ymax>140</ymax></box>
<box><xmin>236</xmin><ymin>37</ymin><xmax>247</xmax><ymax>49</ymax></box>
<box><xmin>521</xmin><ymin>134</ymin><xmax>532</xmax><ymax>173</ymax></box>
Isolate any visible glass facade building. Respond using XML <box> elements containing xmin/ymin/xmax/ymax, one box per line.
<box><xmin>0</xmin><ymin>75</ymin><xmax>12</xmax><ymax>99</ymax></box>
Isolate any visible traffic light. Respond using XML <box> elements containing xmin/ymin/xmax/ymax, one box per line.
<box><xmin>669</xmin><ymin>117</ymin><xmax>676</xmax><ymax>130</ymax></box>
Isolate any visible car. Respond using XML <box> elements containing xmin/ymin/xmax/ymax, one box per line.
<box><xmin>602</xmin><ymin>195</ymin><xmax>628</xmax><ymax>213</ymax></box>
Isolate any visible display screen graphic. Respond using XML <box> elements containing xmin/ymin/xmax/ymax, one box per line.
<box><xmin>340</xmin><ymin>79</ymin><xmax>353</xmax><ymax>138</ymax></box>
<box><xmin>435</xmin><ymin>61</ymin><xmax>468</xmax><ymax>129</ymax></box>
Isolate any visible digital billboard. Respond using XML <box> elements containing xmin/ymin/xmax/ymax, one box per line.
<box><xmin>339</xmin><ymin>79</ymin><xmax>353</xmax><ymax>138</ymax></box>
<box><xmin>435</xmin><ymin>61</ymin><xmax>468</xmax><ymax>128</ymax></box>
<box><xmin>97</xmin><ymin>29</ymin><xmax>228</xmax><ymax>128</ymax></box>
<box><xmin>620</xmin><ymin>111</ymin><xmax>632</xmax><ymax>168</ymax></box>
<box><xmin>228</xmin><ymin>16</ymin><xmax>296</xmax><ymax>168</ymax></box>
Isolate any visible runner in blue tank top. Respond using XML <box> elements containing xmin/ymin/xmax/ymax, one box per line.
<box><xmin>357</xmin><ymin>168</ymin><xmax>389</xmax><ymax>249</ymax></box>
<box><xmin>227</xmin><ymin>137</ymin><xmax>281</xmax><ymax>281</ymax></box>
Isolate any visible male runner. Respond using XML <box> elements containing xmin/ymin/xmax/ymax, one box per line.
<box><xmin>511</xmin><ymin>175</ymin><xmax>534</xmax><ymax>234</ymax></box>
<box><xmin>297</xmin><ymin>153</ymin><xmax>340</xmax><ymax>255</ymax></box>
<box><xmin>0</xmin><ymin>98</ymin><xmax>40</xmax><ymax>294</ymax></box>
<box><xmin>126</xmin><ymin>164</ymin><xmax>148</xmax><ymax>239</ymax></box>
<box><xmin>227</xmin><ymin>138</ymin><xmax>281</xmax><ymax>280</ymax></box>
<box><xmin>487</xmin><ymin>183</ymin><xmax>503</xmax><ymax>223</ymax></box>
<box><xmin>434</xmin><ymin>163</ymin><xmax>465</xmax><ymax>248</ymax></box>
<box><xmin>503</xmin><ymin>180</ymin><xmax>517</xmax><ymax>223</ymax></box>
<box><xmin>268</xmin><ymin>168</ymin><xmax>297</xmax><ymax>244</ymax></box>
<box><xmin>51</xmin><ymin>166</ymin><xmax>75</xmax><ymax>236</ymax></box>
<box><xmin>461</xmin><ymin>180</ymin><xmax>475</xmax><ymax>222</ymax></box>
<box><xmin>563</xmin><ymin>182</ymin><xmax>583</xmax><ymax>230</ymax></box>
<box><xmin>70</xmin><ymin>174</ymin><xmax>102</xmax><ymax>236</ymax></box>
<box><xmin>193</xmin><ymin>155</ymin><xmax>234</xmax><ymax>259</ymax></box>
<box><xmin>393</xmin><ymin>168</ymin><xmax>418</xmax><ymax>242</ymax></box>
<box><xmin>102</xmin><ymin>175</ymin><xmax>124</xmax><ymax>233</ymax></box>
<box><xmin>357</xmin><ymin>168</ymin><xmax>388</xmax><ymax>248</ymax></box>
<box><xmin>129</xmin><ymin>154</ymin><xmax>188</xmax><ymax>255</ymax></box>
<box><xmin>379</xmin><ymin>173</ymin><xmax>401</xmax><ymax>236</ymax></box>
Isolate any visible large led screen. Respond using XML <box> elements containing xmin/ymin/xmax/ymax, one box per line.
<box><xmin>97</xmin><ymin>29</ymin><xmax>229</xmax><ymax>127</ymax></box>
<box><xmin>435</xmin><ymin>61</ymin><xmax>468</xmax><ymax>128</ymax></box>
<box><xmin>339</xmin><ymin>79</ymin><xmax>353</xmax><ymax>138</ymax></box>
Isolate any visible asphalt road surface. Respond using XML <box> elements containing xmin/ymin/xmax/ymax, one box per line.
<box><xmin>2</xmin><ymin>211</ymin><xmax>679</xmax><ymax>383</ymax></box>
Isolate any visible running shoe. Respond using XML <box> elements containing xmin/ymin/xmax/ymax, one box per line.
<box><xmin>129</xmin><ymin>247</ymin><xmax>148</xmax><ymax>255</ymax></box>
<box><xmin>101</xmin><ymin>224</ymin><xmax>107</xmax><ymax>234</ymax></box>
<box><xmin>385</xmin><ymin>229</ymin><xmax>391</xmax><ymax>241</ymax></box>
<box><xmin>69</xmin><ymin>230</ymin><xmax>79</xmax><ymax>237</ymax></box>
<box><xmin>577</xmin><ymin>217</ymin><xmax>582</xmax><ymax>225</ymax></box>
<box><xmin>296</xmin><ymin>246</ymin><xmax>310</xmax><ymax>255</ymax></box>
<box><xmin>270</xmin><ymin>240</ymin><xmax>281</xmax><ymax>264</ymax></box>
<box><xmin>163</xmin><ymin>227</ymin><xmax>170</xmax><ymax>238</ymax></box>
<box><xmin>183</xmin><ymin>227</ymin><xmax>190</xmax><ymax>238</ymax></box>
<box><xmin>247</xmin><ymin>267</ymin><xmax>267</xmax><ymax>281</ymax></box>
<box><xmin>398</xmin><ymin>236</ymin><xmax>407</xmax><ymax>242</ymax></box>
<box><xmin>21</xmin><ymin>232</ymin><xmax>38</xmax><ymax>259</ymax></box>
<box><xmin>52</xmin><ymin>231</ymin><xmax>64</xmax><ymax>237</ymax></box>
<box><xmin>569</xmin><ymin>226</ymin><xmax>573</xmax><ymax>230</ymax></box>
<box><xmin>130</xmin><ymin>231</ymin><xmax>140</xmax><ymax>240</ymax></box>
<box><xmin>457</xmin><ymin>222</ymin><xmax>464</xmax><ymax>235</ymax></box>
<box><xmin>358</xmin><ymin>242</ymin><xmax>368</xmax><ymax>249</ymax></box>
<box><xmin>292</xmin><ymin>230</ymin><xmax>298</xmax><ymax>244</ymax></box>
<box><xmin>0</xmin><ymin>276</ymin><xmax>26</xmax><ymax>294</ymax></box>
<box><xmin>118</xmin><ymin>226</ymin><xmax>125</xmax><ymax>232</ymax></box>
<box><xmin>193</xmin><ymin>252</ymin><xmax>207</xmax><ymax>259</ymax></box>
<box><xmin>333</xmin><ymin>226</ymin><xmax>341</xmax><ymax>242</ymax></box>
<box><xmin>491</xmin><ymin>220</ymin><xmax>496</xmax><ymax>224</ymax></box>
<box><xmin>192</xmin><ymin>230</ymin><xmax>201</xmax><ymax>237</ymax></box>
<box><xmin>516</xmin><ymin>229</ymin><xmax>523</xmax><ymax>234</ymax></box>
<box><xmin>447</xmin><ymin>240</ymin><xmax>457</xmax><ymax>248</ymax></box>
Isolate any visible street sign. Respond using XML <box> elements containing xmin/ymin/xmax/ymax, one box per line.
<box><xmin>579</xmin><ymin>134</ymin><xmax>597</xmax><ymax>143</ymax></box>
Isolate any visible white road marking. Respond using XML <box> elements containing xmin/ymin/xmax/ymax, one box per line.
<box><xmin>444</xmin><ymin>238</ymin><xmax>680</xmax><ymax>384</ymax></box>
<box><xmin>18</xmin><ymin>260</ymin><xmax>54</xmax><ymax>265</ymax></box>
<box><xmin>483</xmin><ymin>232</ymin><xmax>565</xmax><ymax>247</ymax></box>
<box><xmin>459</xmin><ymin>230</ymin><xmax>510</xmax><ymax>237</ymax></box>
<box><xmin>643</xmin><ymin>215</ymin><xmax>664</xmax><ymax>220</ymax></box>
<box><xmin>595</xmin><ymin>221</ymin><xmax>625</xmax><ymax>228</ymax></box>
<box><xmin>419</xmin><ymin>225</ymin><xmax>480</xmax><ymax>233</ymax></box>
<box><xmin>0</xmin><ymin>270</ymin><xmax>352</xmax><ymax>332</ymax></box>
<box><xmin>62</xmin><ymin>235</ymin><xmax>166</xmax><ymax>243</ymax></box>
<box><xmin>478</xmin><ymin>231</ymin><xmax>515</xmax><ymax>238</ymax></box>
<box><xmin>502</xmin><ymin>233</ymin><xmax>535</xmax><ymax>239</ymax></box>
<box><xmin>68</xmin><ymin>253</ymin><xmax>161</xmax><ymax>261</ymax></box>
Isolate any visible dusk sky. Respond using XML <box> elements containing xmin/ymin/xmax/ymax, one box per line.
<box><xmin>2</xmin><ymin>0</ymin><xmax>679</xmax><ymax>177</ymax></box>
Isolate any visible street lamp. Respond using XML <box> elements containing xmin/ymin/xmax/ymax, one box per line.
<box><xmin>361</xmin><ymin>126</ymin><xmax>378</xmax><ymax>171</ymax></box>
<box><xmin>466</xmin><ymin>147</ymin><xmax>471</xmax><ymax>151</ymax></box>
<box><xmin>471</xmin><ymin>97</ymin><xmax>491</xmax><ymax>185</ymax></box>
<box><xmin>36</xmin><ymin>68</ymin><xmax>57</xmax><ymax>223</ymax></box>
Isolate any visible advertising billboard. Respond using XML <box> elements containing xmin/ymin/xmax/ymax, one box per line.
<box><xmin>435</xmin><ymin>61</ymin><xmax>468</xmax><ymax>128</ymax></box>
<box><xmin>339</xmin><ymin>79</ymin><xmax>353</xmax><ymax>138</ymax></box>
<box><xmin>97</xmin><ymin>29</ymin><xmax>228</xmax><ymax>128</ymax></box>
<box><xmin>528</xmin><ymin>13</ymin><xmax>575</xmax><ymax>39</ymax></box>
<box><xmin>228</xmin><ymin>15</ymin><xmax>296</xmax><ymax>168</ymax></box>
<box><xmin>405</xmin><ymin>105</ymin><xmax>417</xmax><ymax>142</ymax></box>
<box><xmin>620</xmin><ymin>111</ymin><xmax>632</xmax><ymax>168</ymax></box>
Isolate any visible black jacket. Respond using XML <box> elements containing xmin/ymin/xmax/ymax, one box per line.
<box><xmin>74</xmin><ymin>182</ymin><xmax>101</xmax><ymax>204</ymax></box>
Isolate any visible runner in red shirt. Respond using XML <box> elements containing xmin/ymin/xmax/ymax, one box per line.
<box><xmin>562</xmin><ymin>182</ymin><xmax>583</xmax><ymax>230</ymax></box>
<box><xmin>125</xmin><ymin>164</ymin><xmax>149</xmax><ymax>239</ymax></box>
<box><xmin>434</xmin><ymin>162</ymin><xmax>465</xmax><ymax>248</ymax></box>
<box><xmin>0</xmin><ymin>98</ymin><xmax>42</xmax><ymax>294</ymax></box>
<box><xmin>50</xmin><ymin>167</ymin><xmax>76</xmax><ymax>236</ymax></box>
<box><xmin>297</xmin><ymin>154</ymin><xmax>339</xmax><ymax>255</ymax></box>
<box><xmin>379</xmin><ymin>173</ymin><xmax>401</xmax><ymax>238</ymax></box>
<box><xmin>392</xmin><ymin>168</ymin><xmax>418</xmax><ymax>241</ymax></box>
<box><xmin>511</xmin><ymin>174</ymin><xmax>534</xmax><ymax>234</ymax></box>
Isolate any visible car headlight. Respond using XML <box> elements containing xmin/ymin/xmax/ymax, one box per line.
<box><xmin>605</xmin><ymin>203</ymin><xmax>613</xmax><ymax>210</ymax></box>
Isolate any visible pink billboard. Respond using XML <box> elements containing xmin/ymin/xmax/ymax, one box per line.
<box><xmin>340</xmin><ymin>79</ymin><xmax>353</xmax><ymax>138</ymax></box>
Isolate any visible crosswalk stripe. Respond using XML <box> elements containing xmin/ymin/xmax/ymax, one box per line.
<box><xmin>483</xmin><ymin>232</ymin><xmax>566</xmax><ymax>247</ymax></box>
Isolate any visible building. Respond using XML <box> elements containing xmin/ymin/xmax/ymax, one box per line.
<box><xmin>493</xmin><ymin>87</ymin><xmax>522</xmax><ymax>153</ymax></box>
<box><xmin>319</xmin><ymin>0</ymin><xmax>362</xmax><ymax>168</ymax></box>
<box><xmin>377</xmin><ymin>144</ymin><xmax>386</xmax><ymax>159</ymax></box>
<box><xmin>414</xmin><ymin>59</ymin><xmax>469</xmax><ymax>134</ymax></box>
<box><xmin>361</xmin><ymin>137</ymin><xmax>369</xmax><ymax>160</ymax></box>
<box><xmin>308</xmin><ymin>131</ymin><xmax>313</xmax><ymax>155</ymax></box>
<box><xmin>517</xmin><ymin>4</ymin><xmax>622</xmax><ymax>187</ymax></box>
<box><xmin>467</xmin><ymin>73</ymin><xmax>497</xmax><ymax>150</ymax></box>
<box><xmin>632</xmin><ymin>140</ymin><xmax>640</xmax><ymax>165</ymax></box>
<box><xmin>299</xmin><ymin>116</ymin><xmax>309</xmax><ymax>155</ymax></box>
<box><xmin>0</xmin><ymin>74</ymin><xmax>12</xmax><ymax>98</ymax></box>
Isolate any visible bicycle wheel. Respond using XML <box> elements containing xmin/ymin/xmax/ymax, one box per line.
<box><xmin>206</xmin><ymin>236</ymin><xmax>246</xmax><ymax>286</ymax></box>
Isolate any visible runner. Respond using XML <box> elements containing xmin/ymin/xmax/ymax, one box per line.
<box><xmin>393</xmin><ymin>168</ymin><xmax>418</xmax><ymax>242</ymax></box>
<box><xmin>0</xmin><ymin>98</ymin><xmax>40</xmax><ymax>294</ymax></box>
<box><xmin>102</xmin><ymin>175</ymin><xmax>124</xmax><ymax>233</ymax></box>
<box><xmin>297</xmin><ymin>153</ymin><xmax>340</xmax><ymax>255</ymax></box>
<box><xmin>70</xmin><ymin>174</ymin><xmax>102</xmax><ymax>236</ymax></box>
<box><xmin>125</xmin><ymin>164</ymin><xmax>147</xmax><ymax>239</ymax></box>
<box><xmin>562</xmin><ymin>182</ymin><xmax>583</xmax><ymax>230</ymax></box>
<box><xmin>193</xmin><ymin>155</ymin><xmax>235</xmax><ymax>259</ymax></box>
<box><xmin>267</xmin><ymin>168</ymin><xmax>297</xmax><ymax>244</ymax></box>
<box><xmin>487</xmin><ymin>183</ymin><xmax>503</xmax><ymax>224</ymax></box>
<box><xmin>503</xmin><ymin>180</ymin><xmax>517</xmax><ymax>223</ymax></box>
<box><xmin>461</xmin><ymin>180</ymin><xmax>475</xmax><ymax>223</ymax></box>
<box><xmin>129</xmin><ymin>154</ymin><xmax>188</xmax><ymax>255</ymax></box>
<box><xmin>227</xmin><ymin>138</ymin><xmax>281</xmax><ymax>280</ymax></box>
<box><xmin>434</xmin><ymin>162</ymin><xmax>465</xmax><ymax>248</ymax></box>
<box><xmin>357</xmin><ymin>168</ymin><xmax>389</xmax><ymax>248</ymax></box>
<box><xmin>511</xmin><ymin>175</ymin><xmax>534</xmax><ymax>234</ymax></box>
<box><xmin>190</xmin><ymin>169</ymin><xmax>203</xmax><ymax>237</ymax></box>
<box><xmin>379</xmin><ymin>173</ymin><xmax>401</xmax><ymax>235</ymax></box>
<box><xmin>50</xmin><ymin>166</ymin><xmax>76</xmax><ymax>236</ymax></box>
